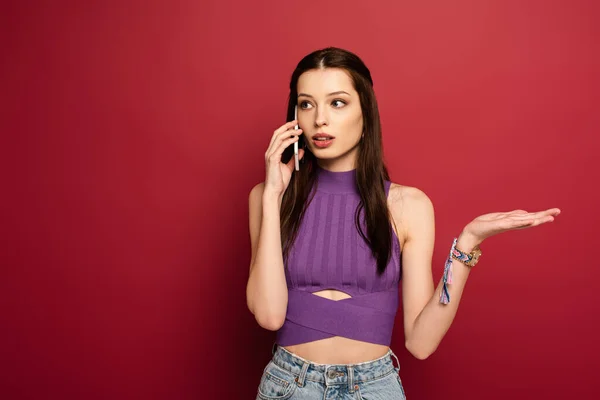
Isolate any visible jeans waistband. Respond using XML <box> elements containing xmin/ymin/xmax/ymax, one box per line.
<box><xmin>270</xmin><ymin>344</ymin><xmax>401</xmax><ymax>387</ymax></box>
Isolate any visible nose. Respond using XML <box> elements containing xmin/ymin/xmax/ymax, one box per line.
<box><xmin>315</xmin><ymin>106</ymin><xmax>328</xmax><ymax>127</ymax></box>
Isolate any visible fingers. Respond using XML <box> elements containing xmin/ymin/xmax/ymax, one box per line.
<box><xmin>498</xmin><ymin>208</ymin><xmax>559</xmax><ymax>230</ymax></box>
<box><xmin>482</xmin><ymin>207</ymin><xmax>561</xmax><ymax>234</ymax></box>
<box><xmin>266</xmin><ymin>132</ymin><xmax>302</xmax><ymax>164</ymax></box>
<box><xmin>506</xmin><ymin>208</ymin><xmax>561</xmax><ymax>220</ymax></box>
<box><xmin>521</xmin><ymin>217</ymin><xmax>553</xmax><ymax>228</ymax></box>
<box><xmin>265</xmin><ymin>130</ymin><xmax>302</xmax><ymax>161</ymax></box>
<box><xmin>531</xmin><ymin>213</ymin><xmax>557</xmax><ymax>224</ymax></box>
<box><xmin>490</xmin><ymin>210</ymin><xmax>528</xmax><ymax>219</ymax></box>
<box><xmin>511</xmin><ymin>214</ymin><xmax>556</xmax><ymax>229</ymax></box>
<box><xmin>268</xmin><ymin>120</ymin><xmax>299</xmax><ymax>148</ymax></box>
<box><xmin>266</xmin><ymin>124</ymin><xmax>302</xmax><ymax>157</ymax></box>
<box><xmin>521</xmin><ymin>208</ymin><xmax>561</xmax><ymax>221</ymax></box>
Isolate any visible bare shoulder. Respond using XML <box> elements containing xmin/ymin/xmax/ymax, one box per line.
<box><xmin>249</xmin><ymin>182</ymin><xmax>265</xmax><ymax>199</ymax></box>
<box><xmin>390</xmin><ymin>183</ymin><xmax>432</xmax><ymax>205</ymax></box>
<box><xmin>387</xmin><ymin>183</ymin><xmax>434</xmax><ymax>245</ymax></box>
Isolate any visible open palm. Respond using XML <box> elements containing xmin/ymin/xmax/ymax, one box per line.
<box><xmin>466</xmin><ymin>208</ymin><xmax>561</xmax><ymax>242</ymax></box>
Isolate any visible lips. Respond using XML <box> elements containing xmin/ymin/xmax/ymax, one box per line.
<box><xmin>312</xmin><ymin>133</ymin><xmax>335</xmax><ymax>148</ymax></box>
<box><xmin>313</xmin><ymin>133</ymin><xmax>335</xmax><ymax>140</ymax></box>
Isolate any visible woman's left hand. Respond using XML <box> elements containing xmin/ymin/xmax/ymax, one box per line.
<box><xmin>463</xmin><ymin>208</ymin><xmax>561</xmax><ymax>244</ymax></box>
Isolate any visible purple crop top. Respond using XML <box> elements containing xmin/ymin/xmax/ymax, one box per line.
<box><xmin>276</xmin><ymin>166</ymin><xmax>402</xmax><ymax>347</ymax></box>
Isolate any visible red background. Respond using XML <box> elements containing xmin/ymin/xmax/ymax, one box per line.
<box><xmin>2</xmin><ymin>0</ymin><xmax>599</xmax><ymax>398</ymax></box>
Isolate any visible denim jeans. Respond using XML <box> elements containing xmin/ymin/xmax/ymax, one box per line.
<box><xmin>256</xmin><ymin>344</ymin><xmax>407</xmax><ymax>400</ymax></box>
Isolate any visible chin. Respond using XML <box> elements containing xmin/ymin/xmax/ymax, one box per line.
<box><xmin>310</xmin><ymin>149</ymin><xmax>340</xmax><ymax>159</ymax></box>
<box><xmin>312</xmin><ymin>150</ymin><xmax>357</xmax><ymax>165</ymax></box>
<box><xmin>312</xmin><ymin>143</ymin><xmax>359</xmax><ymax>157</ymax></box>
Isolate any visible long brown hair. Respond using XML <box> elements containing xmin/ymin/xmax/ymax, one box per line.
<box><xmin>280</xmin><ymin>47</ymin><xmax>395</xmax><ymax>276</ymax></box>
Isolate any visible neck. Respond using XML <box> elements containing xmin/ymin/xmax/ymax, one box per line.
<box><xmin>315</xmin><ymin>164</ymin><xmax>358</xmax><ymax>194</ymax></box>
<box><xmin>314</xmin><ymin>148</ymin><xmax>358</xmax><ymax>172</ymax></box>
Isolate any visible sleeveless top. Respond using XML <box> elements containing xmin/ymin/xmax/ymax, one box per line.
<box><xmin>276</xmin><ymin>165</ymin><xmax>402</xmax><ymax>346</ymax></box>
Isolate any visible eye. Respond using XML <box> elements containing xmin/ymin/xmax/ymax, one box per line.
<box><xmin>332</xmin><ymin>99</ymin><xmax>346</xmax><ymax>108</ymax></box>
<box><xmin>299</xmin><ymin>101</ymin><xmax>312</xmax><ymax>110</ymax></box>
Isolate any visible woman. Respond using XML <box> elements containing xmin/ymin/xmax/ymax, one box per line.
<box><xmin>246</xmin><ymin>47</ymin><xmax>560</xmax><ymax>400</ymax></box>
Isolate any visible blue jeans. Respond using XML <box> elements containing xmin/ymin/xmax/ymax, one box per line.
<box><xmin>256</xmin><ymin>344</ymin><xmax>407</xmax><ymax>399</ymax></box>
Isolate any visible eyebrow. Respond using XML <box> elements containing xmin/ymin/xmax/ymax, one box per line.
<box><xmin>297</xmin><ymin>91</ymin><xmax>350</xmax><ymax>98</ymax></box>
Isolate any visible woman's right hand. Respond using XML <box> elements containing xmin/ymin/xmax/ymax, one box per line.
<box><xmin>264</xmin><ymin>120</ymin><xmax>305</xmax><ymax>198</ymax></box>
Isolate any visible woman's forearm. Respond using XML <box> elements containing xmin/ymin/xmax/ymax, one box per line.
<box><xmin>405</xmin><ymin>232</ymin><xmax>480</xmax><ymax>359</ymax></box>
<box><xmin>246</xmin><ymin>191</ymin><xmax>289</xmax><ymax>331</ymax></box>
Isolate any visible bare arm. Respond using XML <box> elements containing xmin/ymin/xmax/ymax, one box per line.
<box><xmin>246</xmin><ymin>119</ymin><xmax>305</xmax><ymax>331</ymax></box>
<box><xmin>246</xmin><ymin>183</ymin><xmax>288</xmax><ymax>331</ymax></box>
<box><xmin>393</xmin><ymin>186</ymin><xmax>560</xmax><ymax>359</ymax></box>
<box><xmin>396</xmin><ymin>187</ymin><xmax>482</xmax><ymax>359</ymax></box>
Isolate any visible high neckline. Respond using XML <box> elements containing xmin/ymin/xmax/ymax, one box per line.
<box><xmin>315</xmin><ymin>165</ymin><xmax>358</xmax><ymax>194</ymax></box>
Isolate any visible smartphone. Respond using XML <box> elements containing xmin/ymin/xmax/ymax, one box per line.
<box><xmin>282</xmin><ymin>105</ymin><xmax>304</xmax><ymax>168</ymax></box>
<box><xmin>293</xmin><ymin>105</ymin><xmax>299</xmax><ymax>171</ymax></box>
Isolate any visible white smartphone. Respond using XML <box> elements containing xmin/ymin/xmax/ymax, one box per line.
<box><xmin>293</xmin><ymin>105</ymin><xmax>300</xmax><ymax>171</ymax></box>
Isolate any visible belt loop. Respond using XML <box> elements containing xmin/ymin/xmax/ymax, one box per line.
<box><xmin>347</xmin><ymin>365</ymin><xmax>355</xmax><ymax>393</ymax></box>
<box><xmin>390</xmin><ymin>349</ymin><xmax>401</xmax><ymax>373</ymax></box>
<box><xmin>295</xmin><ymin>360</ymin><xmax>310</xmax><ymax>387</ymax></box>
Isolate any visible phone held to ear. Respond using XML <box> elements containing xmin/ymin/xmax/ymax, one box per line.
<box><xmin>282</xmin><ymin>105</ymin><xmax>304</xmax><ymax>169</ymax></box>
<box><xmin>293</xmin><ymin>105</ymin><xmax>299</xmax><ymax>171</ymax></box>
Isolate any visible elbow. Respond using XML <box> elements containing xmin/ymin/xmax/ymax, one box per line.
<box><xmin>247</xmin><ymin>298</ymin><xmax>285</xmax><ymax>331</ymax></box>
<box><xmin>246</xmin><ymin>282</ymin><xmax>286</xmax><ymax>331</ymax></box>
<box><xmin>255</xmin><ymin>312</ymin><xmax>285</xmax><ymax>331</ymax></box>
<box><xmin>405</xmin><ymin>339</ymin><xmax>435</xmax><ymax>360</ymax></box>
<box><xmin>411</xmin><ymin>350</ymin><xmax>432</xmax><ymax>361</ymax></box>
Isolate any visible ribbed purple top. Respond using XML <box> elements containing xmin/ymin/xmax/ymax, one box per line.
<box><xmin>276</xmin><ymin>165</ymin><xmax>402</xmax><ymax>346</ymax></box>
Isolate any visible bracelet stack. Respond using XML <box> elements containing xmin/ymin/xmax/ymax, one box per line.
<box><xmin>440</xmin><ymin>237</ymin><xmax>481</xmax><ymax>304</ymax></box>
<box><xmin>440</xmin><ymin>238</ymin><xmax>457</xmax><ymax>304</ymax></box>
